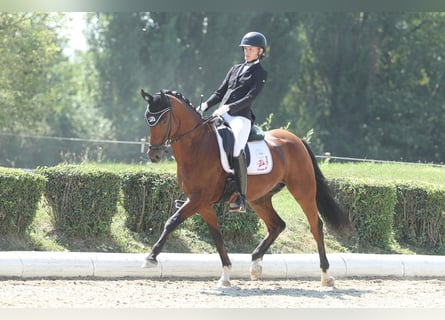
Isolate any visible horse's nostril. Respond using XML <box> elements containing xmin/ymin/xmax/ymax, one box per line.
<box><xmin>150</xmin><ymin>154</ymin><xmax>161</xmax><ymax>163</ymax></box>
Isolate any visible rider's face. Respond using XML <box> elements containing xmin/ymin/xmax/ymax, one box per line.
<box><xmin>243</xmin><ymin>46</ymin><xmax>263</xmax><ymax>62</ymax></box>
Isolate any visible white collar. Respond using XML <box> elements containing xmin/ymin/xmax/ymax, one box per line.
<box><xmin>244</xmin><ymin>59</ymin><xmax>259</xmax><ymax>66</ymax></box>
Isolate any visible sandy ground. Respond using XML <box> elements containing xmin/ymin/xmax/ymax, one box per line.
<box><xmin>0</xmin><ymin>277</ymin><xmax>444</xmax><ymax>308</ymax></box>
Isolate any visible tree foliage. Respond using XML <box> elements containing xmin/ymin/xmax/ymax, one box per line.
<box><xmin>0</xmin><ymin>13</ymin><xmax>112</xmax><ymax>167</ymax></box>
<box><xmin>1</xmin><ymin>12</ymin><xmax>444</xmax><ymax>167</ymax></box>
<box><xmin>0</xmin><ymin>13</ymin><xmax>62</xmax><ymax>132</ymax></box>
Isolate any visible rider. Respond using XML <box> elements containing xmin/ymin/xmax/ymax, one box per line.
<box><xmin>197</xmin><ymin>31</ymin><xmax>268</xmax><ymax>212</ymax></box>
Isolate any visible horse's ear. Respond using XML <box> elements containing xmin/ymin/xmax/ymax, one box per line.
<box><xmin>159</xmin><ymin>90</ymin><xmax>172</xmax><ymax>108</ymax></box>
<box><xmin>160</xmin><ymin>90</ymin><xmax>169</xmax><ymax>102</ymax></box>
<box><xmin>141</xmin><ymin>89</ymin><xmax>153</xmax><ymax>102</ymax></box>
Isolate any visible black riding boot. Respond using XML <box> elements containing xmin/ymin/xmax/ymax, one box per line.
<box><xmin>229</xmin><ymin>151</ymin><xmax>247</xmax><ymax>213</ymax></box>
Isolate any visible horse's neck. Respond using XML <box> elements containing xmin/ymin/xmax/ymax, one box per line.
<box><xmin>169</xmin><ymin>99</ymin><xmax>220</xmax><ymax>166</ymax></box>
<box><xmin>171</xmin><ymin>123</ymin><xmax>219</xmax><ymax>168</ymax></box>
<box><xmin>172</xmin><ymin>109</ymin><xmax>202</xmax><ymax>141</ymax></box>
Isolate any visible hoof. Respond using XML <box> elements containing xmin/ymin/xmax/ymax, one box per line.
<box><xmin>216</xmin><ymin>280</ymin><xmax>231</xmax><ymax>288</ymax></box>
<box><xmin>141</xmin><ymin>258</ymin><xmax>158</xmax><ymax>268</ymax></box>
<box><xmin>322</xmin><ymin>276</ymin><xmax>335</xmax><ymax>287</ymax></box>
<box><xmin>250</xmin><ymin>262</ymin><xmax>262</xmax><ymax>281</ymax></box>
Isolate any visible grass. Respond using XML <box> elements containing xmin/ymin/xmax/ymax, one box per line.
<box><xmin>320</xmin><ymin>161</ymin><xmax>445</xmax><ymax>187</ymax></box>
<box><xmin>1</xmin><ymin>161</ymin><xmax>444</xmax><ymax>255</ymax></box>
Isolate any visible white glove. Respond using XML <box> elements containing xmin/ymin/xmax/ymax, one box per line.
<box><xmin>212</xmin><ymin>104</ymin><xmax>230</xmax><ymax>117</ymax></box>
<box><xmin>196</xmin><ymin>102</ymin><xmax>208</xmax><ymax>116</ymax></box>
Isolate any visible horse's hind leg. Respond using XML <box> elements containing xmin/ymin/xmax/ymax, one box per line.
<box><xmin>309</xmin><ymin>212</ymin><xmax>335</xmax><ymax>287</ymax></box>
<box><xmin>290</xmin><ymin>190</ymin><xmax>335</xmax><ymax>287</ymax></box>
<box><xmin>248</xmin><ymin>196</ymin><xmax>286</xmax><ymax>281</ymax></box>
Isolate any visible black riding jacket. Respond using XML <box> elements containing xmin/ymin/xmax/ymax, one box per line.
<box><xmin>205</xmin><ymin>61</ymin><xmax>267</xmax><ymax>122</ymax></box>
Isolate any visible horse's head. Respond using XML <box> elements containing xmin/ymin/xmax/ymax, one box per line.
<box><xmin>141</xmin><ymin>89</ymin><xmax>202</xmax><ymax>163</ymax></box>
<box><xmin>141</xmin><ymin>89</ymin><xmax>173</xmax><ymax>162</ymax></box>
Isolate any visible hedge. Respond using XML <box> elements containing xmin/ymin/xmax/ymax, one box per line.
<box><xmin>328</xmin><ymin>178</ymin><xmax>397</xmax><ymax>249</ymax></box>
<box><xmin>0</xmin><ymin>167</ymin><xmax>46</xmax><ymax>233</ymax></box>
<box><xmin>37</xmin><ymin>165</ymin><xmax>121</xmax><ymax>236</ymax></box>
<box><xmin>3</xmin><ymin>164</ymin><xmax>443</xmax><ymax>251</ymax></box>
<box><xmin>184</xmin><ymin>202</ymin><xmax>260</xmax><ymax>244</ymax></box>
<box><xmin>119</xmin><ymin>169</ymin><xmax>260</xmax><ymax>243</ymax></box>
<box><xmin>394</xmin><ymin>183</ymin><xmax>445</xmax><ymax>248</ymax></box>
<box><xmin>119</xmin><ymin>169</ymin><xmax>183</xmax><ymax>234</ymax></box>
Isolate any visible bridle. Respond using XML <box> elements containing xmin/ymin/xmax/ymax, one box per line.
<box><xmin>146</xmin><ymin>95</ymin><xmax>216</xmax><ymax>151</ymax></box>
<box><xmin>147</xmin><ymin>110</ymin><xmax>173</xmax><ymax>152</ymax></box>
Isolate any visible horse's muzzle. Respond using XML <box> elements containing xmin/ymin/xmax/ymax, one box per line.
<box><xmin>148</xmin><ymin>146</ymin><xmax>165</xmax><ymax>163</ymax></box>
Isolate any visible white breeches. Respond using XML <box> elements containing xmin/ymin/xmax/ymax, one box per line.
<box><xmin>221</xmin><ymin>113</ymin><xmax>251</xmax><ymax>157</ymax></box>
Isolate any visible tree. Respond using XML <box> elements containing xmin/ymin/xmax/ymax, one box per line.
<box><xmin>299</xmin><ymin>12</ymin><xmax>445</xmax><ymax>162</ymax></box>
<box><xmin>0</xmin><ymin>13</ymin><xmax>113</xmax><ymax>167</ymax></box>
<box><xmin>86</xmin><ymin>12</ymin><xmax>445</xmax><ymax>164</ymax></box>
<box><xmin>367</xmin><ymin>12</ymin><xmax>445</xmax><ymax>162</ymax></box>
<box><xmin>0</xmin><ymin>13</ymin><xmax>64</xmax><ymax>132</ymax></box>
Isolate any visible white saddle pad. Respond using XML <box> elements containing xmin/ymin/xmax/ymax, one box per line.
<box><xmin>213</xmin><ymin>124</ymin><xmax>273</xmax><ymax>175</ymax></box>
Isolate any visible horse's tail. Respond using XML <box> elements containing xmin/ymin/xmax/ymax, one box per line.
<box><xmin>301</xmin><ymin>140</ymin><xmax>351</xmax><ymax>231</ymax></box>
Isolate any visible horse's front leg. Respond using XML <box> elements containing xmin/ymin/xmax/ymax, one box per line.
<box><xmin>199</xmin><ymin>206</ymin><xmax>232</xmax><ymax>288</ymax></box>
<box><xmin>142</xmin><ymin>199</ymin><xmax>196</xmax><ymax>268</ymax></box>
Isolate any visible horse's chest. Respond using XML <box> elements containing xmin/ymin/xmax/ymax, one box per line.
<box><xmin>177</xmin><ymin>166</ymin><xmax>219</xmax><ymax>195</ymax></box>
<box><xmin>176</xmin><ymin>168</ymin><xmax>195</xmax><ymax>191</ymax></box>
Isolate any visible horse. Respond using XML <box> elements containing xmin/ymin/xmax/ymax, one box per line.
<box><xmin>140</xmin><ymin>89</ymin><xmax>352</xmax><ymax>287</ymax></box>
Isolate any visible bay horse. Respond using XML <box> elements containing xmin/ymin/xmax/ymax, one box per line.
<box><xmin>140</xmin><ymin>89</ymin><xmax>351</xmax><ymax>287</ymax></box>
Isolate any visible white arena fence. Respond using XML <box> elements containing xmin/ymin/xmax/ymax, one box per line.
<box><xmin>1</xmin><ymin>132</ymin><xmax>444</xmax><ymax>168</ymax></box>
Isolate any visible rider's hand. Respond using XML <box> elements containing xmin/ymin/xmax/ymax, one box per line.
<box><xmin>196</xmin><ymin>102</ymin><xmax>208</xmax><ymax>116</ymax></box>
<box><xmin>212</xmin><ymin>104</ymin><xmax>230</xmax><ymax>117</ymax></box>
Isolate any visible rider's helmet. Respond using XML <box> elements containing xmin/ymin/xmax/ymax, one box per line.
<box><xmin>239</xmin><ymin>32</ymin><xmax>267</xmax><ymax>59</ymax></box>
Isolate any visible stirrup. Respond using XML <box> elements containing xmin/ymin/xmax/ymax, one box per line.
<box><xmin>229</xmin><ymin>194</ymin><xmax>246</xmax><ymax>213</ymax></box>
<box><xmin>229</xmin><ymin>205</ymin><xmax>246</xmax><ymax>213</ymax></box>
<box><xmin>175</xmin><ymin>199</ymin><xmax>185</xmax><ymax>209</ymax></box>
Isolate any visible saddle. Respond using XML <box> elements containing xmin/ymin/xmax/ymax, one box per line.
<box><xmin>216</xmin><ymin>120</ymin><xmax>263</xmax><ymax>166</ymax></box>
<box><xmin>214</xmin><ymin>119</ymin><xmax>272</xmax><ymax>175</ymax></box>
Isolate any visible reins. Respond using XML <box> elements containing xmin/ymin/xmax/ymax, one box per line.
<box><xmin>167</xmin><ymin>115</ymin><xmax>216</xmax><ymax>145</ymax></box>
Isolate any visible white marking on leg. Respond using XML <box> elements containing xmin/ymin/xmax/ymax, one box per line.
<box><xmin>250</xmin><ymin>258</ymin><xmax>263</xmax><ymax>281</ymax></box>
<box><xmin>321</xmin><ymin>270</ymin><xmax>335</xmax><ymax>287</ymax></box>
<box><xmin>216</xmin><ymin>266</ymin><xmax>232</xmax><ymax>287</ymax></box>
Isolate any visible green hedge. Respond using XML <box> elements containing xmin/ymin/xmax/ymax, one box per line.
<box><xmin>120</xmin><ymin>169</ymin><xmax>182</xmax><ymax>233</ymax></box>
<box><xmin>120</xmin><ymin>169</ymin><xmax>260</xmax><ymax>242</ymax></box>
<box><xmin>394</xmin><ymin>184</ymin><xmax>445</xmax><ymax>248</ymax></box>
<box><xmin>4</xmin><ymin>164</ymin><xmax>443</xmax><ymax>251</ymax></box>
<box><xmin>0</xmin><ymin>167</ymin><xmax>46</xmax><ymax>233</ymax></box>
<box><xmin>328</xmin><ymin>178</ymin><xmax>396</xmax><ymax>249</ymax></box>
<box><xmin>37</xmin><ymin>165</ymin><xmax>121</xmax><ymax>236</ymax></box>
<box><xmin>184</xmin><ymin>202</ymin><xmax>260</xmax><ymax>244</ymax></box>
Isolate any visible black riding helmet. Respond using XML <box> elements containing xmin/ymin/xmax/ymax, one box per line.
<box><xmin>239</xmin><ymin>32</ymin><xmax>267</xmax><ymax>59</ymax></box>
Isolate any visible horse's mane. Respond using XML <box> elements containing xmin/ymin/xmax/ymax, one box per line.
<box><xmin>161</xmin><ymin>90</ymin><xmax>200</xmax><ymax>116</ymax></box>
